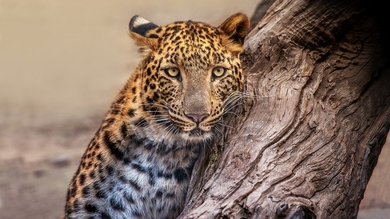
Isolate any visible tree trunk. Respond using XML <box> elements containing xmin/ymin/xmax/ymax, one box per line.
<box><xmin>179</xmin><ymin>0</ymin><xmax>390</xmax><ymax>218</ymax></box>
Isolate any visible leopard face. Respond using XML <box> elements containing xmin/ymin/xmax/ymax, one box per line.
<box><xmin>129</xmin><ymin>13</ymin><xmax>249</xmax><ymax>143</ymax></box>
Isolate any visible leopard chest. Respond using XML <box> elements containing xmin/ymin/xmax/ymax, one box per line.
<box><xmin>68</xmin><ymin>137</ymin><xmax>200</xmax><ymax>219</ymax></box>
<box><xmin>90</xmin><ymin>162</ymin><xmax>190</xmax><ymax>219</ymax></box>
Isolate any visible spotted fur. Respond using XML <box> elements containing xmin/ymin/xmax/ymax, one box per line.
<box><xmin>63</xmin><ymin>13</ymin><xmax>250</xmax><ymax>219</ymax></box>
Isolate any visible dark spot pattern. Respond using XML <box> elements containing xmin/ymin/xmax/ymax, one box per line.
<box><xmin>132</xmin><ymin>163</ymin><xmax>147</xmax><ymax>173</ymax></box>
<box><xmin>129</xmin><ymin>179</ymin><xmax>141</xmax><ymax>191</ymax></box>
<box><xmin>79</xmin><ymin>174</ymin><xmax>86</xmax><ymax>185</ymax></box>
<box><xmin>70</xmin><ymin>186</ymin><xmax>77</xmax><ymax>198</ymax></box>
<box><xmin>174</xmin><ymin>168</ymin><xmax>188</xmax><ymax>183</ymax></box>
<box><xmin>82</xmin><ymin>186</ymin><xmax>91</xmax><ymax>197</ymax></box>
<box><xmin>110</xmin><ymin>197</ymin><xmax>125</xmax><ymax>211</ymax></box>
<box><xmin>166</xmin><ymin>191</ymin><xmax>175</xmax><ymax>198</ymax></box>
<box><xmin>89</xmin><ymin>170</ymin><xmax>96</xmax><ymax>179</ymax></box>
<box><xmin>119</xmin><ymin>175</ymin><xmax>128</xmax><ymax>183</ymax></box>
<box><xmin>124</xmin><ymin>192</ymin><xmax>135</xmax><ymax>204</ymax></box>
<box><xmin>103</xmin><ymin>118</ymin><xmax>115</xmax><ymax>129</ymax></box>
<box><xmin>157</xmin><ymin>170</ymin><xmax>173</xmax><ymax>179</ymax></box>
<box><xmin>132</xmin><ymin>209</ymin><xmax>142</xmax><ymax>217</ymax></box>
<box><xmin>104</xmin><ymin>131</ymin><xmax>125</xmax><ymax>160</ymax></box>
<box><xmin>96</xmin><ymin>189</ymin><xmax>107</xmax><ymax>199</ymax></box>
<box><xmin>99</xmin><ymin>174</ymin><xmax>107</xmax><ymax>183</ymax></box>
<box><xmin>128</xmin><ymin>108</ymin><xmax>136</xmax><ymax>117</ymax></box>
<box><xmin>156</xmin><ymin>190</ymin><xmax>163</xmax><ymax>198</ymax></box>
<box><xmin>106</xmin><ymin>164</ymin><xmax>115</xmax><ymax>176</ymax></box>
<box><xmin>72</xmin><ymin>199</ymin><xmax>81</xmax><ymax>212</ymax></box>
<box><xmin>120</xmin><ymin>122</ymin><xmax>128</xmax><ymax>137</ymax></box>
<box><xmin>144</xmin><ymin>142</ymin><xmax>154</xmax><ymax>150</ymax></box>
<box><xmin>123</xmin><ymin>157</ymin><xmax>131</xmax><ymax>165</ymax></box>
<box><xmin>93</xmin><ymin>181</ymin><xmax>101</xmax><ymax>191</ymax></box>
<box><xmin>85</xmin><ymin>202</ymin><xmax>98</xmax><ymax>213</ymax></box>
<box><xmin>101</xmin><ymin>212</ymin><xmax>112</xmax><ymax>219</ymax></box>
<box><xmin>148</xmin><ymin>170</ymin><xmax>156</xmax><ymax>185</ymax></box>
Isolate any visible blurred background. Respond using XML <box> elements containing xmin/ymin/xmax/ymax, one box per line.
<box><xmin>0</xmin><ymin>1</ymin><xmax>388</xmax><ymax>218</ymax></box>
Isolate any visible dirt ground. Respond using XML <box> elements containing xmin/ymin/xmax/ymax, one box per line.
<box><xmin>0</xmin><ymin>1</ymin><xmax>389</xmax><ymax>219</ymax></box>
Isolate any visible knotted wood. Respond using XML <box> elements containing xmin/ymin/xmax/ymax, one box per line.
<box><xmin>180</xmin><ymin>0</ymin><xmax>390</xmax><ymax>218</ymax></box>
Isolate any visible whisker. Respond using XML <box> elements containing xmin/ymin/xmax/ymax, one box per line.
<box><xmin>217</xmin><ymin>122</ymin><xmax>235</xmax><ymax>130</ymax></box>
<box><xmin>213</xmin><ymin>125</ymin><xmax>224</xmax><ymax>137</ymax></box>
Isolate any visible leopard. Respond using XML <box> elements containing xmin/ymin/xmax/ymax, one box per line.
<box><xmin>63</xmin><ymin>12</ymin><xmax>250</xmax><ymax>219</ymax></box>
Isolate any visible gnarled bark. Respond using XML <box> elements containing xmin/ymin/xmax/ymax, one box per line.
<box><xmin>180</xmin><ymin>0</ymin><xmax>390</xmax><ymax>218</ymax></box>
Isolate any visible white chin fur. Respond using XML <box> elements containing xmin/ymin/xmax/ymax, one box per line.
<box><xmin>183</xmin><ymin>132</ymin><xmax>213</xmax><ymax>143</ymax></box>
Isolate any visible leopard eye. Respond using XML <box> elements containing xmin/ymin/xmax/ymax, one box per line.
<box><xmin>164</xmin><ymin>67</ymin><xmax>180</xmax><ymax>77</ymax></box>
<box><xmin>212</xmin><ymin>66</ymin><xmax>226</xmax><ymax>77</ymax></box>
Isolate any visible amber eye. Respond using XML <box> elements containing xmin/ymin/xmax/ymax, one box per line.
<box><xmin>212</xmin><ymin>66</ymin><xmax>226</xmax><ymax>77</ymax></box>
<box><xmin>164</xmin><ymin>67</ymin><xmax>180</xmax><ymax>77</ymax></box>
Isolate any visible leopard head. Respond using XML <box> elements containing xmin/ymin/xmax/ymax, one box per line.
<box><xmin>129</xmin><ymin>13</ymin><xmax>250</xmax><ymax>142</ymax></box>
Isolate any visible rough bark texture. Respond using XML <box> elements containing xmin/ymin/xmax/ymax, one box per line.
<box><xmin>180</xmin><ymin>0</ymin><xmax>390</xmax><ymax>218</ymax></box>
<box><xmin>249</xmin><ymin>0</ymin><xmax>276</xmax><ymax>30</ymax></box>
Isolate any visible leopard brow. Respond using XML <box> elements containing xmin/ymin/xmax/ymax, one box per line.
<box><xmin>160</xmin><ymin>65</ymin><xmax>179</xmax><ymax>70</ymax></box>
<box><xmin>211</xmin><ymin>63</ymin><xmax>230</xmax><ymax>68</ymax></box>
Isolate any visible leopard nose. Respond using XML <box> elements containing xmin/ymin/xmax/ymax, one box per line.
<box><xmin>185</xmin><ymin>113</ymin><xmax>209</xmax><ymax>123</ymax></box>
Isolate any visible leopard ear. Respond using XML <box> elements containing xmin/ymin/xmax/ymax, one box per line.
<box><xmin>218</xmin><ymin>13</ymin><xmax>250</xmax><ymax>55</ymax></box>
<box><xmin>129</xmin><ymin>15</ymin><xmax>159</xmax><ymax>52</ymax></box>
